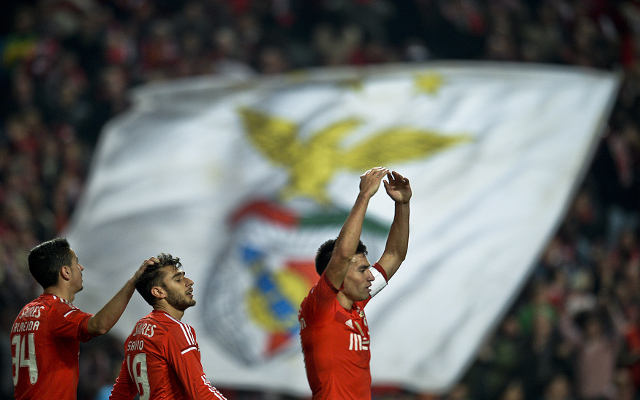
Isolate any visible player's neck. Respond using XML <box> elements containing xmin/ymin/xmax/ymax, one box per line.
<box><xmin>154</xmin><ymin>303</ymin><xmax>185</xmax><ymax>321</ymax></box>
<box><xmin>43</xmin><ymin>286</ymin><xmax>75</xmax><ymax>303</ymax></box>
<box><xmin>337</xmin><ymin>291</ymin><xmax>355</xmax><ymax>310</ymax></box>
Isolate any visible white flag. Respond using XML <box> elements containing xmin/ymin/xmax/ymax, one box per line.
<box><xmin>66</xmin><ymin>62</ymin><xmax>619</xmax><ymax>395</ymax></box>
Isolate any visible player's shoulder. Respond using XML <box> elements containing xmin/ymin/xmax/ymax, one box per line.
<box><xmin>149</xmin><ymin>311</ymin><xmax>193</xmax><ymax>337</ymax></box>
<box><xmin>15</xmin><ymin>294</ymin><xmax>83</xmax><ymax>325</ymax></box>
<box><xmin>39</xmin><ymin>294</ymin><xmax>80</xmax><ymax>313</ymax></box>
<box><xmin>129</xmin><ymin>314</ymin><xmax>165</xmax><ymax>338</ymax></box>
<box><xmin>305</xmin><ymin>274</ymin><xmax>336</xmax><ymax>300</ymax></box>
<box><xmin>300</xmin><ymin>281</ymin><xmax>319</xmax><ymax>308</ymax></box>
<box><xmin>14</xmin><ymin>297</ymin><xmax>48</xmax><ymax>321</ymax></box>
<box><xmin>165</xmin><ymin>318</ymin><xmax>197</xmax><ymax>347</ymax></box>
<box><xmin>300</xmin><ymin>277</ymin><xmax>339</xmax><ymax>320</ymax></box>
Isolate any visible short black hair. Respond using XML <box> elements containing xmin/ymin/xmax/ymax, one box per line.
<box><xmin>28</xmin><ymin>238</ymin><xmax>73</xmax><ymax>289</ymax></box>
<box><xmin>135</xmin><ymin>253</ymin><xmax>182</xmax><ymax>306</ymax></box>
<box><xmin>315</xmin><ymin>239</ymin><xmax>368</xmax><ymax>276</ymax></box>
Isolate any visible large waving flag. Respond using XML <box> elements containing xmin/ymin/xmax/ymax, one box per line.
<box><xmin>66</xmin><ymin>62</ymin><xmax>619</xmax><ymax>395</ymax></box>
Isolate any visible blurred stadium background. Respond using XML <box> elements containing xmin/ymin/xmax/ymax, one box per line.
<box><xmin>1</xmin><ymin>1</ymin><xmax>640</xmax><ymax>400</ymax></box>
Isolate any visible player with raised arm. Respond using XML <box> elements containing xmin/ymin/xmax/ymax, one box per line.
<box><xmin>11</xmin><ymin>237</ymin><xmax>150</xmax><ymax>400</ymax></box>
<box><xmin>108</xmin><ymin>253</ymin><xmax>226</xmax><ymax>400</ymax></box>
<box><xmin>298</xmin><ymin>166</ymin><xmax>411</xmax><ymax>400</ymax></box>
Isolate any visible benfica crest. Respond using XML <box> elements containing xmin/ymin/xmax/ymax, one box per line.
<box><xmin>202</xmin><ymin>199</ymin><xmax>388</xmax><ymax>365</ymax></box>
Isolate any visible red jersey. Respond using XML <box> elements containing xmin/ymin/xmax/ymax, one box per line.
<box><xmin>11</xmin><ymin>293</ymin><xmax>94</xmax><ymax>400</ymax></box>
<box><xmin>298</xmin><ymin>263</ymin><xmax>387</xmax><ymax>400</ymax></box>
<box><xmin>109</xmin><ymin>310</ymin><xmax>226</xmax><ymax>400</ymax></box>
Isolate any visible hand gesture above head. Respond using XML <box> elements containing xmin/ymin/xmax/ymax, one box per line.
<box><xmin>132</xmin><ymin>257</ymin><xmax>158</xmax><ymax>282</ymax></box>
<box><xmin>384</xmin><ymin>171</ymin><xmax>412</xmax><ymax>204</ymax></box>
<box><xmin>359</xmin><ymin>166</ymin><xmax>389</xmax><ymax>198</ymax></box>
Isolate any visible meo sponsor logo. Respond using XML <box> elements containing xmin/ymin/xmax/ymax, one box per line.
<box><xmin>349</xmin><ymin>333</ymin><xmax>369</xmax><ymax>351</ymax></box>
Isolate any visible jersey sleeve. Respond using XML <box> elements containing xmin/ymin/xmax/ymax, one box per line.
<box><xmin>108</xmin><ymin>359</ymin><xmax>137</xmax><ymax>400</ymax></box>
<box><xmin>164</xmin><ymin>325</ymin><xmax>226</xmax><ymax>400</ymax></box>
<box><xmin>48</xmin><ymin>301</ymin><xmax>94</xmax><ymax>342</ymax></box>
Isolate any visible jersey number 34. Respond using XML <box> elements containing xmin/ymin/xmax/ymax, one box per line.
<box><xmin>11</xmin><ymin>333</ymin><xmax>38</xmax><ymax>386</ymax></box>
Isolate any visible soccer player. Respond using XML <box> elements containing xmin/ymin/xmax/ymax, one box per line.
<box><xmin>298</xmin><ymin>166</ymin><xmax>411</xmax><ymax>400</ymax></box>
<box><xmin>108</xmin><ymin>253</ymin><xmax>227</xmax><ymax>400</ymax></box>
<box><xmin>11</xmin><ymin>237</ymin><xmax>151</xmax><ymax>400</ymax></box>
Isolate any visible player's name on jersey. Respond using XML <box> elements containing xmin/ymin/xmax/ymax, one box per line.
<box><xmin>127</xmin><ymin>339</ymin><xmax>144</xmax><ymax>351</ymax></box>
<box><xmin>11</xmin><ymin>320</ymin><xmax>41</xmax><ymax>333</ymax></box>
<box><xmin>131</xmin><ymin>322</ymin><xmax>156</xmax><ymax>338</ymax></box>
<box><xmin>18</xmin><ymin>305</ymin><xmax>45</xmax><ymax>319</ymax></box>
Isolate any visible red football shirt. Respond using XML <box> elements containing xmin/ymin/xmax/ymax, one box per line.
<box><xmin>11</xmin><ymin>293</ymin><xmax>94</xmax><ymax>400</ymax></box>
<box><xmin>109</xmin><ymin>310</ymin><xmax>226</xmax><ymax>400</ymax></box>
<box><xmin>298</xmin><ymin>263</ymin><xmax>387</xmax><ymax>400</ymax></box>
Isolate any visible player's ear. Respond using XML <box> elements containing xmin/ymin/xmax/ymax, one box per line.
<box><xmin>60</xmin><ymin>265</ymin><xmax>72</xmax><ymax>281</ymax></box>
<box><xmin>151</xmin><ymin>286</ymin><xmax>166</xmax><ymax>299</ymax></box>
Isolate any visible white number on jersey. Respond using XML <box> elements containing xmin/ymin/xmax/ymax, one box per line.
<box><xmin>127</xmin><ymin>353</ymin><xmax>151</xmax><ymax>400</ymax></box>
<box><xmin>11</xmin><ymin>333</ymin><xmax>38</xmax><ymax>386</ymax></box>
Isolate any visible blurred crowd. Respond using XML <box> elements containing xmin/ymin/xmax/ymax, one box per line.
<box><xmin>1</xmin><ymin>0</ymin><xmax>640</xmax><ymax>399</ymax></box>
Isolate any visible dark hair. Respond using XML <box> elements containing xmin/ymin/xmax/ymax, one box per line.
<box><xmin>315</xmin><ymin>239</ymin><xmax>368</xmax><ymax>276</ymax></box>
<box><xmin>135</xmin><ymin>253</ymin><xmax>182</xmax><ymax>306</ymax></box>
<box><xmin>28</xmin><ymin>238</ymin><xmax>73</xmax><ymax>289</ymax></box>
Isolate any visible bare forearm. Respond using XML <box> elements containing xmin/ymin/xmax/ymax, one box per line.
<box><xmin>88</xmin><ymin>278</ymin><xmax>137</xmax><ymax>336</ymax></box>
<box><xmin>324</xmin><ymin>193</ymin><xmax>372</xmax><ymax>289</ymax></box>
<box><xmin>333</xmin><ymin>193</ymin><xmax>371</xmax><ymax>260</ymax></box>
<box><xmin>388</xmin><ymin>201</ymin><xmax>410</xmax><ymax>257</ymax></box>
<box><xmin>379</xmin><ymin>201</ymin><xmax>410</xmax><ymax>279</ymax></box>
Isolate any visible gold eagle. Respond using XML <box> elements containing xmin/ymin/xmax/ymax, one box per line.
<box><xmin>239</xmin><ymin>106</ymin><xmax>471</xmax><ymax>203</ymax></box>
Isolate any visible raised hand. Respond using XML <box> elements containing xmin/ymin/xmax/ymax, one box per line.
<box><xmin>132</xmin><ymin>257</ymin><xmax>158</xmax><ymax>282</ymax></box>
<box><xmin>384</xmin><ymin>171</ymin><xmax>411</xmax><ymax>204</ymax></box>
<box><xmin>359</xmin><ymin>166</ymin><xmax>389</xmax><ymax>198</ymax></box>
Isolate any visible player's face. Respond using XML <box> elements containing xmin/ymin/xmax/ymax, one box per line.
<box><xmin>68</xmin><ymin>249</ymin><xmax>84</xmax><ymax>293</ymax></box>
<box><xmin>161</xmin><ymin>266</ymin><xmax>196</xmax><ymax>311</ymax></box>
<box><xmin>342</xmin><ymin>253</ymin><xmax>375</xmax><ymax>302</ymax></box>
